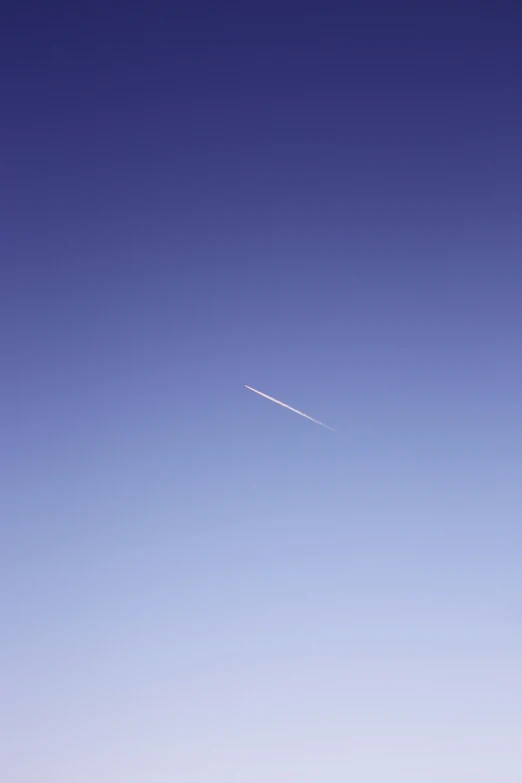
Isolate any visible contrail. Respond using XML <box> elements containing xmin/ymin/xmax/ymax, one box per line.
<box><xmin>245</xmin><ymin>385</ymin><xmax>334</xmax><ymax>431</ymax></box>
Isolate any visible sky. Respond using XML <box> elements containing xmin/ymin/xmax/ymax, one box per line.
<box><xmin>1</xmin><ymin>2</ymin><xmax>521</xmax><ymax>781</ymax></box>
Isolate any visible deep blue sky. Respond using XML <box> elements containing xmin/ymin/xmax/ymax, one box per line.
<box><xmin>2</xmin><ymin>3</ymin><xmax>521</xmax><ymax>781</ymax></box>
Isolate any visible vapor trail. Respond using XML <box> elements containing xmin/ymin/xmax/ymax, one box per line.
<box><xmin>245</xmin><ymin>385</ymin><xmax>334</xmax><ymax>431</ymax></box>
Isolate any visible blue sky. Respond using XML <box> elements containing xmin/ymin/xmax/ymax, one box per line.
<box><xmin>1</xmin><ymin>3</ymin><xmax>521</xmax><ymax>781</ymax></box>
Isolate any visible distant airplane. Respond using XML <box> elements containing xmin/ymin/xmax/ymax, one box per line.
<box><xmin>245</xmin><ymin>385</ymin><xmax>334</xmax><ymax>431</ymax></box>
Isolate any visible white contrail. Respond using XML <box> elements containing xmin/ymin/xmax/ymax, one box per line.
<box><xmin>245</xmin><ymin>385</ymin><xmax>334</xmax><ymax>431</ymax></box>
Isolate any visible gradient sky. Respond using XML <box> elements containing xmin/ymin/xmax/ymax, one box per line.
<box><xmin>1</xmin><ymin>3</ymin><xmax>521</xmax><ymax>782</ymax></box>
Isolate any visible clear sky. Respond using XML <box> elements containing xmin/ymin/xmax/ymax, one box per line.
<box><xmin>1</xmin><ymin>3</ymin><xmax>521</xmax><ymax>782</ymax></box>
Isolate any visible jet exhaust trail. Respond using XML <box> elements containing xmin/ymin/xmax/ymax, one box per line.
<box><xmin>245</xmin><ymin>385</ymin><xmax>334</xmax><ymax>431</ymax></box>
